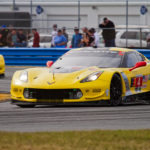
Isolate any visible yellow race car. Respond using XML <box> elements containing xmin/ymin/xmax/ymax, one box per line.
<box><xmin>0</xmin><ymin>54</ymin><xmax>5</xmax><ymax>78</ymax></box>
<box><xmin>11</xmin><ymin>47</ymin><xmax>150</xmax><ymax>108</ymax></box>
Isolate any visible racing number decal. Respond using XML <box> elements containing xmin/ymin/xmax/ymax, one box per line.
<box><xmin>131</xmin><ymin>77</ymin><xmax>143</xmax><ymax>87</ymax></box>
<box><xmin>136</xmin><ymin>77</ymin><xmax>143</xmax><ymax>87</ymax></box>
<box><xmin>131</xmin><ymin>76</ymin><xmax>144</xmax><ymax>92</ymax></box>
<box><xmin>131</xmin><ymin>78</ymin><xmax>136</xmax><ymax>87</ymax></box>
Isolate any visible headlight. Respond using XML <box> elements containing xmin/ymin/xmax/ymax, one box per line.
<box><xmin>20</xmin><ymin>71</ymin><xmax>28</xmax><ymax>82</ymax></box>
<box><xmin>80</xmin><ymin>71</ymin><xmax>103</xmax><ymax>83</ymax></box>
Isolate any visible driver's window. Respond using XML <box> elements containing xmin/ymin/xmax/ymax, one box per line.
<box><xmin>126</xmin><ymin>53</ymin><xmax>139</xmax><ymax>68</ymax></box>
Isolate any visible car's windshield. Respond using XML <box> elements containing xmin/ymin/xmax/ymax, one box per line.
<box><xmin>52</xmin><ymin>49</ymin><xmax>123</xmax><ymax>68</ymax></box>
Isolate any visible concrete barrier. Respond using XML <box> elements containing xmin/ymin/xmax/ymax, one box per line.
<box><xmin>0</xmin><ymin>48</ymin><xmax>150</xmax><ymax>66</ymax></box>
<box><xmin>0</xmin><ymin>48</ymin><xmax>70</xmax><ymax>66</ymax></box>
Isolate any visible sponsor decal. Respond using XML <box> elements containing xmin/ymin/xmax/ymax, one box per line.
<box><xmin>143</xmin><ymin>75</ymin><xmax>149</xmax><ymax>82</ymax></box>
<box><xmin>141</xmin><ymin>84</ymin><xmax>147</xmax><ymax>88</ymax></box>
<box><xmin>135</xmin><ymin>76</ymin><xmax>143</xmax><ymax>87</ymax></box>
<box><xmin>149</xmin><ymin>75</ymin><xmax>150</xmax><ymax>80</ymax></box>
<box><xmin>121</xmin><ymin>72</ymin><xmax>132</xmax><ymax>96</ymax></box>
<box><xmin>131</xmin><ymin>77</ymin><xmax>136</xmax><ymax>87</ymax></box>
<box><xmin>85</xmin><ymin>89</ymin><xmax>90</xmax><ymax>93</ymax></box>
<box><xmin>135</xmin><ymin>87</ymin><xmax>141</xmax><ymax>92</ymax></box>
<box><xmin>130</xmin><ymin>75</ymin><xmax>149</xmax><ymax>92</ymax></box>
<box><xmin>106</xmin><ymin>89</ymin><xmax>109</xmax><ymax>96</ymax></box>
<box><xmin>93</xmin><ymin>89</ymin><xmax>101</xmax><ymax>93</ymax></box>
<box><xmin>131</xmin><ymin>76</ymin><xmax>143</xmax><ymax>92</ymax></box>
<box><xmin>13</xmin><ymin>88</ymin><xmax>18</xmax><ymax>92</ymax></box>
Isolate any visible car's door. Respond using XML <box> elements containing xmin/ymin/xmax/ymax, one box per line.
<box><xmin>135</xmin><ymin>52</ymin><xmax>150</xmax><ymax>91</ymax></box>
<box><xmin>121</xmin><ymin>51</ymin><xmax>149</xmax><ymax>96</ymax></box>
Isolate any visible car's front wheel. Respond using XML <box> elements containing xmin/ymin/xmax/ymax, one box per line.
<box><xmin>110</xmin><ymin>74</ymin><xmax>122</xmax><ymax>106</ymax></box>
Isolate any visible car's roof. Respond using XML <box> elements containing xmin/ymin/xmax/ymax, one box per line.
<box><xmin>109</xmin><ymin>47</ymin><xmax>135</xmax><ymax>52</ymax></box>
<box><xmin>71</xmin><ymin>47</ymin><xmax>135</xmax><ymax>53</ymax></box>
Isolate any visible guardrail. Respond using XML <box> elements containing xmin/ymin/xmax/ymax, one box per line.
<box><xmin>0</xmin><ymin>48</ymin><xmax>70</xmax><ymax>66</ymax></box>
<box><xmin>0</xmin><ymin>48</ymin><xmax>150</xmax><ymax>66</ymax></box>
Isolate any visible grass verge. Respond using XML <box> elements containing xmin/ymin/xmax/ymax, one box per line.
<box><xmin>0</xmin><ymin>130</ymin><xmax>150</xmax><ymax>150</ymax></box>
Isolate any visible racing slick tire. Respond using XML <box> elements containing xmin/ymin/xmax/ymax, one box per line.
<box><xmin>110</xmin><ymin>74</ymin><xmax>122</xmax><ymax>106</ymax></box>
<box><xmin>0</xmin><ymin>74</ymin><xmax>5</xmax><ymax>78</ymax></box>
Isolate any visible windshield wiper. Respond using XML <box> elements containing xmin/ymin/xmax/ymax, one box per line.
<box><xmin>55</xmin><ymin>67</ymin><xmax>62</xmax><ymax>69</ymax></box>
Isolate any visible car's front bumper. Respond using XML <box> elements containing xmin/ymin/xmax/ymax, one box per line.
<box><xmin>0</xmin><ymin>64</ymin><xmax>5</xmax><ymax>75</ymax></box>
<box><xmin>11</xmin><ymin>99</ymin><xmax>110</xmax><ymax>106</ymax></box>
<box><xmin>11</xmin><ymin>82</ymin><xmax>110</xmax><ymax>104</ymax></box>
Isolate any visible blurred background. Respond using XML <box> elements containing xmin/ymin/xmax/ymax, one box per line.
<box><xmin>0</xmin><ymin>0</ymin><xmax>150</xmax><ymax>48</ymax></box>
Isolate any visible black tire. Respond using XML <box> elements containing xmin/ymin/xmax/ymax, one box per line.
<box><xmin>17</xmin><ymin>104</ymin><xmax>36</xmax><ymax>108</ymax></box>
<box><xmin>0</xmin><ymin>74</ymin><xmax>5</xmax><ymax>79</ymax></box>
<box><xmin>110</xmin><ymin>74</ymin><xmax>122</xmax><ymax>106</ymax></box>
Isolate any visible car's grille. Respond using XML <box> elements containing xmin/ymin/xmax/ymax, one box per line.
<box><xmin>23</xmin><ymin>88</ymin><xmax>83</xmax><ymax>100</ymax></box>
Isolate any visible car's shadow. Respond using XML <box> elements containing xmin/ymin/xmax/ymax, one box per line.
<box><xmin>34</xmin><ymin>102</ymin><xmax>149</xmax><ymax>109</ymax></box>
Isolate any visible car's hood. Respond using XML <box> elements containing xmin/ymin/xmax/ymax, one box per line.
<box><xmin>26</xmin><ymin>66</ymin><xmax>103</xmax><ymax>87</ymax></box>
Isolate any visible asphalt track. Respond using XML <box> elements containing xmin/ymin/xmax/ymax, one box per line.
<box><xmin>0</xmin><ymin>67</ymin><xmax>150</xmax><ymax>132</ymax></box>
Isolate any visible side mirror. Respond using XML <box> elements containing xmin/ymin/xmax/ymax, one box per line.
<box><xmin>46</xmin><ymin>61</ymin><xmax>53</xmax><ymax>68</ymax></box>
<box><xmin>129</xmin><ymin>61</ymin><xmax>146</xmax><ymax>71</ymax></box>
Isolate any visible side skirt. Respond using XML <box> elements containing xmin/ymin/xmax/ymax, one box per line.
<box><xmin>123</xmin><ymin>91</ymin><xmax>150</xmax><ymax>104</ymax></box>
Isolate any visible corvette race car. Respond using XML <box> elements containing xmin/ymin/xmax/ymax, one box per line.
<box><xmin>0</xmin><ymin>54</ymin><xmax>5</xmax><ymax>77</ymax></box>
<box><xmin>11</xmin><ymin>47</ymin><xmax>150</xmax><ymax>107</ymax></box>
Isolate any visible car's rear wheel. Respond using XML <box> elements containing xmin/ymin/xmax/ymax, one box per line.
<box><xmin>110</xmin><ymin>74</ymin><xmax>122</xmax><ymax>106</ymax></box>
<box><xmin>17</xmin><ymin>104</ymin><xmax>36</xmax><ymax>108</ymax></box>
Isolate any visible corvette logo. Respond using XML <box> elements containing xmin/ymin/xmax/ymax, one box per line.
<box><xmin>47</xmin><ymin>81</ymin><xmax>55</xmax><ymax>85</ymax></box>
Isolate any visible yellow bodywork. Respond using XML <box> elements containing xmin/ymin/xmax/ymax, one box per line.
<box><xmin>0</xmin><ymin>55</ymin><xmax>5</xmax><ymax>75</ymax></box>
<box><xmin>11</xmin><ymin>48</ymin><xmax>150</xmax><ymax>104</ymax></box>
